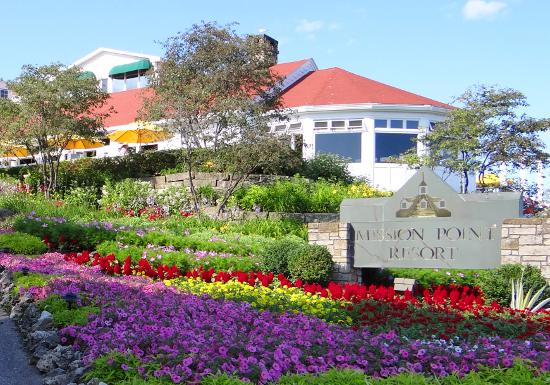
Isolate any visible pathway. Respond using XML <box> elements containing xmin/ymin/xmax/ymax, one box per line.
<box><xmin>0</xmin><ymin>309</ymin><xmax>43</xmax><ymax>385</ymax></box>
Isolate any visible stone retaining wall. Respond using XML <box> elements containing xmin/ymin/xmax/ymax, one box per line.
<box><xmin>141</xmin><ymin>172</ymin><xmax>290</xmax><ymax>190</ymax></box>
<box><xmin>501</xmin><ymin>218</ymin><xmax>550</xmax><ymax>280</ymax></box>
<box><xmin>307</xmin><ymin>223</ymin><xmax>361</xmax><ymax>283</ymax></box>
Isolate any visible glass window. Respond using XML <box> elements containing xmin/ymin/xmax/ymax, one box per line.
<box><xmin>126</xmin><ymin>75</ymin><xmax>139</xmax><ymax>90</ymax></box>
<box><xmin>99</xmin><ymin>79</ymin><xmax>108</xmax><ymax>92</ymax></box>
<box><xmin>349</xmin><ymin>120</ymin><xmax>362</xmax><ymax>128</ymax></box>
<box><xmin>274</xmin><ymin>124</ymin><xmax>286</xmax><ymax>132</ymax></box>
<box><xmin>374</xmin><ymin>119</ymin><xmax>387</xmax><ymax>128</ymax></box>
<box><xmin>331</xmin><ymin>120</ymin><xmax>345</xmax><ymax>129</ymax></box>
<box><xmin>314</xmin><ymin>121</ymin><xmax>328</xmax><ymax>129</ymax></box>
<box><xmin>315</xmin><ymin>132</ymin><xmax>361</xmax><ymax>163</ymax></box>
<box><xmin>406</xmin><ymin>120</ymin><xmax>419</xmax><ymax>129</ymax></box>
<box><xmin>390</xmin><ymin>119</ymin><xmax>404</xmax><ymax>129</ymax></box>
<box><xmin>112</xmin><ymin>78</ymin><xmax>125</xmax><ymax>92</ymax></box>
<box><xmin>289</xmin><ymin>122</ymin><xmax>302</xmax><ymax>130</ymax></box>
<box><xmin>375</xmin><ymin>133</ymin><xmax>417</xmax><ymax>163</ymax></box>
<box><xmin>429</xmin><ymin>121</ymin><xmax>438</xmax><ymax>131</ymax></box>
<box><xmin>139</xmin><ymin>74</ymin><xmax>149</xmax><ymax>88</ymax></box>
<box><xmin>0</xmin><ymin>89</ymin><xmax>8</xmax><ymax>98</ymax></box>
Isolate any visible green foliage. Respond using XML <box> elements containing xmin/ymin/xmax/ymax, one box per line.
<box><xmin>84</xmin><ymin>352</ymin><xmax>163</xmax><ymax>384</ymax></box>
<box><xmin>99</xmin><ymin>179</ymin><xmax>154</xmax><ymax>212</ymax></box>
<box><xmin>401</xmin><ymin>85</ymin><xmax>550</xmax><ymax>193</ymax></box>
<box><xmin>234</xmin><ymin>178</ymin><xmax>390</xmax><ymax>213</ymax></box>
<box><xmin>0</xmin><ymin>232</ymin><xmax>47</xmax><ymax>255</ymax></box>
<box><xmin>477</xmin><ymin>264</ymin><xmax>549</xmax><ymax>306</ymax></box>
<box><xmin>63</xmin><ymin>185</ymin><xmax>100</xmax><ymax>209</ymax></box>
<box><xmin>0</xmin><ymin>63</ymin><xmax>109</xmax><ymax>195</ymax></box>
<box><xmin>95</xmin><ymin>240</ymin><xmax>192</xmax><ymax>271</ymax></box>
<box><xmin>288</xmin><ymin>244</ymin><xmax>333</xmax><ymax>283</ymax></box>
<box><xmin>197</xmin><ymin>185</ymin><xmax>220</xmax><ymax>206</ymax></box>
<box><xmin>12</xmin><ymin>272</ymin><xmax>53</xmax><ymax>295</ymax></box>
<box><xmin>277</xmin><ymin>369</ymin><xmax>366</xmax><ymax>385</ymax></box>
<box><xmin>201</xmin><ymin>373</ymin><xmax>250</xmax><ymax>385</ymax></box>
<box><xmin>261</xmin><ymin>236</ymin><xmax>306</xmax><ymax>275</ymax></box>
<box><xmin>38</xmin><ymin>294</ymin><xmax>99</xmax><ymax>327</ymax></box>
<box><xmin>155</xmin><ymin>185</ymin><xmax>192</xmax><ymax>214</ymax></box>
<box><xmin>385</xmin><ymin>268</ymin><xmax>483</xmax><ymax>287</ymax></box>
<box><xmin>510</xmin><ymin>276</ymin><xmax>550</xmax><ymax>312</ymax></box>
<box><xmin>14</xmin><ymin>216</ymin><xmax>116</xmax><ymax>251</ymax></box>
<box><xmin>301</xmin><ymin>153</ymin><xmax>353</xmax><ymax>183</ymax></box>
<box><xmin>202</xmin><ymin>365</ymin><xmax>549</xmax><ymax>384</ymax></box>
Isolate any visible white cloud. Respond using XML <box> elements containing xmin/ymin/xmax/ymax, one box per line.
<box><xmin>463</xmin><ymin>0</ymin><xmax>507</xmax><ymax>20</ymax></box>
<box><xmin>296</xmin><ymin>19</ymin><xmax>324</xmax><ymax>33</ymax></box>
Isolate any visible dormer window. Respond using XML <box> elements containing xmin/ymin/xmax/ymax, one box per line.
<box><xmin>439</xmin><ymin>200</ymin><xmax>446</xmax><ymax>208</ymax></box>
<box><xmin>419</xmin><ymin>186</ymin><xmax>427</xmax><ymax>194</ymax></box>
<box><xmin>401</xmin><ymin>200</ymin><xmax>407</xmax><ymax>209</ymax></box>
<box><xmin>420</xmin><ymin>199</ymin><xmax>428</xmax><ymax>209</ymax></box>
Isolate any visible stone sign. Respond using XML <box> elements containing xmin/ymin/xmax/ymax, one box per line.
<box><xmin>340</xmin><ymin>167</ymin><xmax>522</xmax><ymax>269</ymax></box>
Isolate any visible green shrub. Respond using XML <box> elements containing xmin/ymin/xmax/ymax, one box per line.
<box><xmin>63</xmin><ymin>185</ymin><xmax>100</xmax><ymax>209</ymax></box>
<box><xmin>38</xmin><ymin>294</ymin><xmax>100</xmax><ymax>327</ymax></box>
<box><xmin>14</xmin><ymin>216</ymin><xmax>116</xmax><ymax>251</ymax></box>
<box><xmin>12</xmin><ymin>272</ymin><xmax>54</xmax><ymax>295</ymax></box>
<box><xmin>0</xmin><ymin>232</ymin><xmax>47</xmax><ymax>255</ymax></box>
<box><xmin>197</xmin><ymin>185</ymin><xmax>220</xmax><ymax>206</ymax></box>
<box><xmin>155</xmin><ymin>185</ymin><xmax>191</xmax><ymax>214</ymax></box>
<box><xmin>477</xmin><ymin>264</ymin><xmax>549</xmax><ymax>306</ymax></box>
<box><xmin>261</xmin><ymin>236</ymin><xmax>306</xmax><ymax>275</ymax></box>
<box><xmin>384</xmin><ymin>268</ymin><xmax>483</xmax><ymax>287</ymax></box>
<box><xmin>99</xmin><ymin>179</ymin><xmax>154</xmax><ymax>212</ymax></box>
<box><xmin>301</xmin><ymin>153</ymin><xmax>353</xmax><ymax>184</ymax></box>
<box><xmin>288</xmin><ymin>244</ymin><xmax>333</xmax><ymax>283</ymax></box>
<box><xmin>234</xmin><ymin>178</ymin><xmax>390</xmax><ymax>213</ymax></box>
<box><xmin>200</xmin><ymin>374</ymin><xmax>252</xmax><ymax>385</ymax></box>
<box><xmin>96</xmin><ymin>240</ymin><xmax>192</xmax><ymax>271</ymax></box>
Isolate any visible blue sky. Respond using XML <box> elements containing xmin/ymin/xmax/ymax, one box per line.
<box><xmin>2</xmin><ymin>0</ymin><xmax>549</xmax><ymax>146</ymax></box>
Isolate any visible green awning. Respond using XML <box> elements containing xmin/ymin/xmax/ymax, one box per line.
<box><xmin>78</xmin><ymin>71</ymin><xmax>96</xmax><ymax>80</ymax></box>
<box><xmin>109</xmin><ymin>59</ymin><xmax>152</xmax><ymax>77</ymax></box>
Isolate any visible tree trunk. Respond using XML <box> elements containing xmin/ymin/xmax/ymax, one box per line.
<box><xmin>185</xmin><ymin>151</ymin><xmax>200</xmax><ymax>213</ymax></box>
<box><xmin>463</xmin><ymin>169</ymin><xmax>469</xmax><ymax>194</ymax></box>
<box><xmin>216</xmin><ymin>174</ymin><xmax>245</xmax><ymax>217</ymax></box>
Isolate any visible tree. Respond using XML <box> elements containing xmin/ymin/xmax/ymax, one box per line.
<box><xmin>402</xmin><ymin>85</ymin><xmax>550</xmax><ymax>193</ymax></box>
<box><xmin>142</xmin><ymin>22</ymin><xmax>289</xmax><ymax>213</ymax></box>
<box><xmin>0</xmin><ymin>64</ymin><xmax>110</xmax><ymax>196</ymax></box>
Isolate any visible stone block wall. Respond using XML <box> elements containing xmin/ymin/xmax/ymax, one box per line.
<box><xmin>501</xmin><ymin>218</ymin><xmax>550</xmax><ymax>280</ymax></box>
<box><xmin>308</xmin><ymin>222</ymin><xmax>361</xmax><ymax>283</ymax></box>
<box><xmin>141</xmin><ymin>172</ymin><xmax>291</xmax><ymax>190</ymax></box>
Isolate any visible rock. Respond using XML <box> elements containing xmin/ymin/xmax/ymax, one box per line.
<box><xmin>85</xmin><ymin>379</ymin><xmax>101</xmax><ymax>385</ymax></box>
<box><xmin>98</xmin><ymin>382</ymin><xmax>108</xmax><ymax>385</ymax></box>
<box><xmin>32</xmin><ymin>343</ymin><xmax>52</xmax><ymax>363</ymax></box>
<box><xmin>31</xmin><ymin>330</ymin><xmax>60</xmax><ymax>348</ymax></box>
<box><xmin>43</xmin><ymin>373</ymin><xmax>70</xmax><ymax>385</ymax></box>
<box><xmin>33</xmin><ymin>310</ymin><xmax>53</xmax><ymax>330</ymax></box>
<box><xmin>37</xmin><ymin>354</ymin><xmax>57</xmax><ymax>373</ymax></box>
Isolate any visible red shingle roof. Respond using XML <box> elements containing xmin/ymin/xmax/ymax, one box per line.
<box><xmin>100</xmin><ymin>63</ymin><xmax>451</xmax><ymax>128</ymax></box>
<box><xmin>281</xmin><ymin>67</ymin><xmax>452</xmax><ymax>109</ymax></box>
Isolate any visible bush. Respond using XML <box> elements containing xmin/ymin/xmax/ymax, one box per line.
<box><xmin>99</xmin><ymin>179</ymin><xmax>155</xmax><ymax>213</ymax></box>
<box><xmin>63</xmin><ymin>185</ymin><xmax>100</xmax><ymax>209</ymax></box>
<box><xmin>261</xmin><ymin>236</ymin><xmax>306</xmax><ymax>275</ymax></box>
<box><xmin>234</xmin><ymin>178</ymin><xmax>390</xmax><ymax>213</ymax></box>
<box><xmin>288</xmin><ymin>244</ymin><xmax>333</xmax><ymax>283</ymax></box>
<box><xmin>38</xmin><ymin>294</ymin><xmax>100</xmax><ymax>327</ymax></box>
<box><xmin>384</xmin><ymin>268</ymin><xmax>483</xmax><ymax>287</ymax></box>
<box><xmin>477</xmin><ymin>264</ymin><xmax>549</xmax><ymax>306</ymax></box>
<box><xmin>12</xmin><ymin>272</ymin><xmax>53</xmax><ymax>295</ymax></box>
<box><xmin>0</xmin><ymin>232</ymin><xmax>48</xmax><ymax>255</ymax></box>
<box><xmin>301</xmin><ymin>153</ymin><xmax>353</xmax><ymax>184</ymax></box>
<box><xmin>155</xmin><ymin>185</ymin><xmax>192</xmax><ymax>214</ymax></box>
<box><xmin>14</xmin><ymin>215</ymin><xmax>117</xmax><ymax>251</ymax></box>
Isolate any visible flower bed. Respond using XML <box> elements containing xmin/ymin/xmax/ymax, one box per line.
<box><xmin>1</xmin><ymin>252</ymin><xmax>549</xmax><ymax>384</ymax></box>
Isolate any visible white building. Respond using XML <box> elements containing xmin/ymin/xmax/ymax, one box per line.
<box><xmin>7</xmin><ymin>44</ymin><xmax>457</xmax><ymax>191</ymax></box>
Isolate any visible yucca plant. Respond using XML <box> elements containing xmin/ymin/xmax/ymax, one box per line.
<box><xmin>510</xmin><ymin>275</ymin><xmax>550</xmax><ymax>312</ymax></box>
